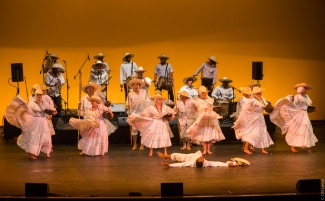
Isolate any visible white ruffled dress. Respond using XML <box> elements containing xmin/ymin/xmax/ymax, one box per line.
<box><xmin>5</xmin><ymin>95</ymin><xmax>54</xmax><ymax>156</ymax></box>
<box><xmin>186</xmin><ymin>97</ymin><xmax>225</xmax><ymax>142</ymax></box>
<box><xmin>232</xmin><ymin>97</ymin><xmax>274</xmax><ymax>148</ymax></box>
<box><xmin>127</xmin><ymin>104</ymin><xmax>174</xmax><ymax>148</ymax></box>
<box><xmin>270</xmin><ymin>94</ymin><xmax>318</xmax><ymax>148</ymax></box>
<box><xmin>69</xmin><ymin>104</ymin><xmax>116</xmax><ymax>156</ymax></box>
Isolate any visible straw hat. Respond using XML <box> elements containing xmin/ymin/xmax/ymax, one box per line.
<box><xmin>82</xmin><ymin>83</ymin><xmax>101</xmax><ymax>93</ymax></box>
<box><xmin>51</xmin><ymin>62</ymin><xmax>65</xmax><ymax>73</ymax></box>
<box><xmin>247</xmin><ymin>83</ymin><xmax>261</xmax><ymax>88</ymax></box>
<box><xmin>128</xmin><ymin>78</ymin><xmax>145</xmax><ymax>88</ymax></box>
<box><xmin>293</xmin><ymin>83</ymin><xmax>312</xmax><ymax>90</ymax></box>
<box><xmin>232</xmin><ymin>158</ymin><xmax>250</xmax><ymax>165</ymax></box>
<box><xmin>198</xmin><ymin>85</ymin><xmax>208</xmax><ymax>93</ymax></box>
<box><xmin>208</xmin><ymin>55</ymin><xmax>218</xmax><ymax>63</ymax></box>
<box><xmin>93</xmin><ymin>53</ymin><xmax>106</xmax><ymax>59</ymax></box>
<box><xmin>135</xmin><ymin>66</ymin><xmax>146</xmax><ymax>73</ymax></box>
<box><xmin>87</xmin><ymin>95</ymin><xmax>102</xmax><ymax>104</ymax></box>
<box><xmin>179</xmin><ymin>91</ymin><xmax>190</xmax><ymax>98</ymax></box>
<box><xmin>150</xmin><ymin>94</ymin><xmax>167</xmax><ymax>101</ymax></box>
<box><xmin>155</xmin><ymin>90</ymin><xmax>162</xmax><ymax>95</ymax></box>
<box><xmin>31</xmin><ymin>84</ymin><xmax>41</xmax><ymax>90</ymax></box>
<box><xmin>34</xmin><ymin>89</ymin><xmax>44</xmax><ymax>95</ymax></box>
<box><xmin>157</xmin><ymin>54</ymin><xmax>170</xmax><ymax>60</ymax></box>
<box><xmin>239</xmin><ymin>87</ymin><xmax>251</xmax><ymax>95</ymax></box>
<box><xmin>183</xmin><ymin>76</ymin><xmax>197</xmax><ymax>84</ymax></box>
<box><xmin>40</xmin><ymin>84</ymin><xmax>50</xmax><ymax>90</ymax></box>
<box><xmin>50</xmin><ymin>52</ymin><xmax>60</xmax><ymax>59</ymax></box>
<box><xmin>250</xmin><ymin>86</ymin><xmax>265</xmax><ymax>94</ymax></box>
<box><xmin>122</xmin><ymin>52</ymin><xmax>134</xmax><ymax>62</ymax></box>
<box><xmin>219</xmin><ymin>77</ymin><xmax>233</xmax><ymax>83</ymax></box>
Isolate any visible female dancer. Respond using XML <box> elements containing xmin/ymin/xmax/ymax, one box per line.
<box><xmin>270</xmin><ymin>83</ymin><xmax>318</xmax><ymax>153</ymax></box>
<box><xmin>233</xmin><ymin>87</ymin><xmax>274</xmax><ymax>154</ymax></box>
<box><xmin>186</xmin><ymin>86</ymin><xmax>225</xmax><ymax>154</ymax></box>
<box><xmin>5</xmin><ymin>89</ymin><xmax>57</xmax><ymax>159</ymax></box>
<box><xmin>127</xmin><ymin>94</ymin><xmax>175</xmax><ymax>156</ymax></box>
<box><xmin>70</xmin><ymin>95</ymin><xmax>114</xmax><ymax>156</ymax></box>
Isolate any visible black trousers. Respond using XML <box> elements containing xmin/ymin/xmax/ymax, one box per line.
<box><xmin>156</xmin><ymin>86</ymin><xmax>174</xmax><ymax>102</ymax></box>
<box><xmin>50</xmin><ymin>95</ymin><xmax>62</xmax><ymax>117</ymax></box>
<box><xmin>123</xmin><ymin>83</ymin><xmax>128</xmax><ymax>101</ymax></box>
<box><xmin>201</xmin><ymin>77</ymin><xmax>213</xmax><ymax>97</ymax></box>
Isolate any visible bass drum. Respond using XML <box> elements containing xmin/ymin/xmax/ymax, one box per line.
<box><xmin>157</xmin><ymin>76</ymin><xmax>173</xmax><ymax>91</ymax></box>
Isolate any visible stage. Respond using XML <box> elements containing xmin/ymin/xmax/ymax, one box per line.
<box><xmin>0</xmin><ymin>123</ymin><xmax>324</xmax><ymax>200</ymax></box>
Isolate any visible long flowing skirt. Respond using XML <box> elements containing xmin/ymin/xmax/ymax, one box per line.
<box><xmin>5</xmin><ymin>95</ymin><xmax>52</xmax><ymax>156</ymax></box>
<box><xmin>186</xmin><ymin>111</ymin><xmax>225</xmax><ymax>142</ymax></box>
<box><xmin>270</xmin><ymin>98</ymin><xmax>318</xmax><ymax>148</ymax></box>
<box><xmin>69</xmin><ymin>118</ymin><xmax>109</xmax><ymax>156</ymax></box>
<box><xmin>127</xmin><ymin>114</ymin><xmax>172</xmax><ymax>148</ymax></box>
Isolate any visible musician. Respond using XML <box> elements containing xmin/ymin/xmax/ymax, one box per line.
<box><xmin>179</xmin><ymin>76</ymin><xmax>198</xmax><ymax>99</ymax></box>
<box><xmin>135</xmin><ymin>66</ymin><xmax>152</xmax><ymax>99</ymax></box>
<box><xmin>91</xmin><ymin>53</ymin><xmax>109</xmax><ymax>73</ymax></box>
<box><xmin>154</xmin><ymin>54</ymin><xmax>174</xmax><ymax>101</ymax></box>
<box><xmin>120</xmin><ymin>52</ymin><xmax>138</xmax><ymax>100</ymax></box>
<box><xmin>211</xmin><ymin>77</ymin><xmax>236</xmax><ymax>123</ymax></box>
<box><xmin>89</xmin><ymin>61</ymin><xmax>108</xmax><ymax>85</ymax></box>
<box><xmin>193</xmin><ymin>55</ymin><xmax>218</xmax><ymax>97</ymax></box>
<box><xmin>45</xmin><ymin>63</ymin><xmax>65</xmax><ymax>117</ymax></box>
<box><xmin>44</xmin><ymin>52</ymin><xmax>65</xmax><ymax>74</ymax></box>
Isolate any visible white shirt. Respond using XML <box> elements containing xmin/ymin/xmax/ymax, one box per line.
<box><xmin>179</xmin><ymin>86</ymin><xmax>198</xmax><ymax>98</ymax></box>
<box><xmin>120</xmin><ymin>62</ymin><xmax>138</xmax><ymax>83</ymax></box>
<box><xmin>169</xmin><ymin>151</ymin><xmax>228</xmax><ymax>167</ymax></box>
<box><xmin>45</xmin><ymin>72</ymin><xmax>65</xmax><ymax>97</ymax></box>
<box><xmin>126</xmin><ymin>89</ymin><xmax>150</xmax><ymax>114</ymax></box>
<box><xmin>88</xmin><ymin>70</ymin><xmax>108</xmax><ymax>85</ymax></box>
<box><xmin>154</xmin><ymin>63</ymin><xmax>173</xmax><ymax>78</ymax></box>
<box><xmin>78</xmin><ymin>94</ymin><xmax>92</xmax><ymax>118</ymax></box>
<box><xmin>211</xmin><ymin>86</ymin><xmax>235</xmax><ymax>101</ymax></box>
<box><xmin>175</xmin><ymin>99</ymin><xmax>197</xmax><ymax>125</ymax></box>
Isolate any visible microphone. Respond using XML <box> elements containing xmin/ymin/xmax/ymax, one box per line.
<box><xmin>87</xmin><ymin>54</ymin><xmax>90</xmax><ymax>61</ymax></box>
<box><xmin>63</xmin><ymin>60</ymin><xmax>66</xmax><ymax>63</ymax></box>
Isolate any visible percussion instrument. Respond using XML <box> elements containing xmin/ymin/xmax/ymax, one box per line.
<box><xmin>307</xmin><ymin>106</ymin><xmax>316</xmax><ymax>113</ymax></box>
<box><xmin>163</xmin><ymin>113</ymin><xmax>173</xmax><ymax>121</ymax></box>
<box><xmin>264</xmin><ymin>102</ymin><xmax>274</xmax><ymax>113</ymax></box>
<box><xmin>214</xmin><ymin>100</ymin><xmax>229</xmax><ymax>119</ymax></box>
<box><xmin>103</xmin><ymin>112</ymin><xmax>113</xmax><ymax>120</ymax></box>
<box><xmin>157</xmin><ymin>76</ymin><xmax>173</xmax><ymax>91</ymax></box>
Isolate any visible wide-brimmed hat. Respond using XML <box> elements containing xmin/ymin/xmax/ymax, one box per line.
<box><xmin>92</xmin><ymin>60</ymin><xmax>106</xmax><ymax>70</ymax></box>
<box><xmin>232</xmin><ymin>158</ymin><xmax>250</xmax><ymax>165</ymax></box>
<box><xmin>239</xmin><ymin>87</ymin><xmax>251</xmax><ymax>95</ymax></box>
<box><xmin>250</xmin><ymin>86</ymin><xmax>265</xmax><ymax>94</ymax></box>
<box><xmin>122</xmin><ymin>52</ymin><xmax>134</xmax><ymax>62</ymax></box>
<box><xmin>157</xmin><ymin>54</ymin><xmax>170</xmax><ymax>60</ymax></box>
<box><xmin>40</xmin><ymin>84</ymin><xmax>50</xmax><ymax>90</ymax></box>
<box><xmin>82</xmin><ymin>83</ymin><xmax>102</xmax><ymax>93</ymax></box>
<box><xmin>154</xmin><ymin>90</ymin><xmax>162</xmax><ymax>95</ymax></box>
<box><xmin>87</xmin><ymin>95</ymin><xmax>102</xmax><ymax>104</ymax></box>
<box><xmin>198</xmin><ymin>85</ymin><xmax>208</xmax><ymax>93</ymax></box>
<box><xmin>219</xmin><ymin>77</ymin><xmax>233</xmax><ymax>83</ymax></box>
<box><xmin>183</xmin><ymin>76</ymin><xmax>197</xmax><ymax>84</ymax></box>
<box><xmin>135</xmin><ymin>66</ymin><xmax>146</xmax><ymax>73</ymax></box>
<box><xmin>30</xmin><ymin>84</ymin><xmax>41</xmax><ymax>90</ymax></box>
<box><xmin>51</xmin><ymin>63</ymin><xmax>65</xmax><ymax>73</ymax></box>
<box><xmin>34</xmin><ymin>89</ymin><xmax>44</xmax><ymax>95</ymax></box>
<box><xmin>179</xmin><ymin>91</ymin><xmax>190</xmax><ymax>98</ymax></box>
<box><xmin>247</xmin><ymin>83</ymin><xmax>261</xmax><ymax>88</ymax></box>
<box><xmin>50</xmin><ymin>52</ymin><xmax>60</xmax><ymax>59</ymax></box>
<box><xmin>128</xmin><ymin>78</ymin><xmax>145</xmax><ymax>88</ymax></box>
<box><xmin>208</xmin><ymin>55</ymin><xmax>218</xmax><ymax>64</ymax></box>
<box><xmin>150</xmin><ymin>94</ymin><xmax>167</xmax><ymax>101</ymax></box>
<box><xmin>293</xmin><ymin>83</ymin><xmax>312</xmax><ymax>90</ymax></box>
<box><xmin>93</xmin><ymin>53</ymin><xmax>106</xmax><ymax>59</ymax></box>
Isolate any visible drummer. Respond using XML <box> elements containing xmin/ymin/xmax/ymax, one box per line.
<box><xmin>179</xmin><ymin>76</ymin><xmax>198</xmax><ymax>99</ymax></box>
<box><xmin>211</xmin><ymin>77</ymin><xmax>236</xmax><ymax>123</ymax></box>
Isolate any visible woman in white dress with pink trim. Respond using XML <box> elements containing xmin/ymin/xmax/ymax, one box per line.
<box><xmin>270</xmin><ymin>83</ymin><xmax>318</xmax><ymax>153</ymax></box>
<box><xmin>5</xmin><ymin>89</ymin><xmax>57</xmax><ymax>159</ymax></box>
<box><xmin>186</xmin><ymin>86</ymin><xmax>225</xmax><ymax>155</ymax></box>
<box><xmin>127</xmin><ymin>94</ymin><xmax>175</xmax><ymax>156</ymax></box>
<box><xmin>232</xmin><ymin>87</ymin><xmax>274</xmax><ymax>154</ymax></box>
<box><xmin>69</xmin><ymin>95</ymin><xmax>114</xmax><ymax>156</ymax></box>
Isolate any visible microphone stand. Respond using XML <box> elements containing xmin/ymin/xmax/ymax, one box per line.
<box><xmin>74</xmin><ymin>54</ymin><xmax>90</xmax><ymax>144</ymax></box>
<box><xmin>227</xmin><ymin>84</ymin><xmax>241</xmax><ymax>123</ymax></box>
<box><xmin>63</xmin><ymin>60</ymin><xmax>70</xmax><ymax>114</ymax></box>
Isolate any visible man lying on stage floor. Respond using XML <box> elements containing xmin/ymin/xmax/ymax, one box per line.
<box><xmin>157</xmin><ymin>151</ymin><xmax>250</xmax><ymax>168</ymax></box>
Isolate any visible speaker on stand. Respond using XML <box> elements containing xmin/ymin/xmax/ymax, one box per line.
<box><xmin>252</xmin><ymin>61</ymin><xmax>263</xmax><ymax>87</ymax></box>
<box><xmin>11</xmin><ymin>63</ymin><xmax>24</xmax><ymax>95</ymax></box>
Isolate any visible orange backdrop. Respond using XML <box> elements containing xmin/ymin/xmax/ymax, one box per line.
<box><xmin>1</xmin><ymin>0</ymin><xmax>324</xmax><ymax>125</ymax></box>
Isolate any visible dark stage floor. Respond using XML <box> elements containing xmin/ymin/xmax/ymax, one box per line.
<box><xmin>0</xmin><ymin>125</ymin><xmax>324</xmax><ymax>200</ymax></box>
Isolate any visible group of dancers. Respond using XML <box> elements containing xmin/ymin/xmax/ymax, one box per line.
<box><xmin>3</xmin><ymin>52</ymin><xmax>318</xmax><ymax>168</ymax></box>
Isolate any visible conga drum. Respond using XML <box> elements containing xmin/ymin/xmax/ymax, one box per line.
<box><xmin>215</xmin><ymin>100</ymin><xmax>229</xmax><ymax>119</ymax></box>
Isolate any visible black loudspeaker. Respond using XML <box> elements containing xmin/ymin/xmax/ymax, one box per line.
<box><xmin>296</xmin><ymin>179</ymin><xmax>321</xmax><ymax>193</ymax></box>
<box><xmin>252</xmin><ymin>62</ymin><xmax>263</xmax><ymax>80</ymax></box>
<box><xmin>25</xmin><ymin>183</ymin><xmax>49</xmax><ymax>197</ymax></box>
<box><xmin>52</xmin><ymin>117</ymin><xmax>65</xmax><ymax>130</ymax></box>
<box><xmin>118</xmin><ymin>117</ymin><xmax>129</xmax><ymax>127</ymax></box>
<box><xmin>11</xmin><ymin>63</ymin><xmax>24</xmax><ymax>82</ymax></box>
<box><xmin>161</xmin><ymin>183</ymin><xmax>183</xmax><ymax>197</ymax></box>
